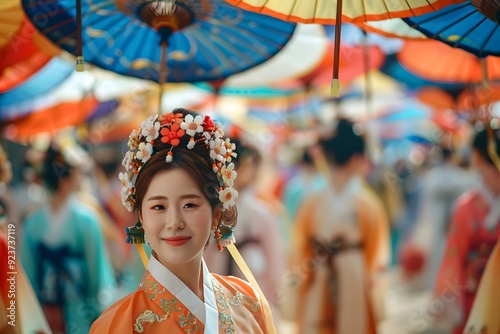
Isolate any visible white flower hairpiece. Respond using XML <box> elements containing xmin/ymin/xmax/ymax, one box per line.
<box><xmin>120</xmin><ymin>110</ymin><xmax>238</xmax><ymax>214</ymax></box>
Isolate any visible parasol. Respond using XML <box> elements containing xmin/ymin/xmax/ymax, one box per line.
<box><xmin>0</xmin><ymin>1</ymin><xmax>60</xmax><ymax>93</ymax></box>
<box><xmin>397</xmin><ymin>40</ymin><xmax>500</xmax><ymax>83</ymax></box>
<box><xmin>22</xmin><ymin>0</ymin><xmax>296</xmax><ymax>84</ymax></box>
<box><xmin>225</xmin><ymin>0</ymin><xmax>464</xmax><ymax>95</ymax></box>
<box><xmin>403</xmin><ymin>0</ymin><xmax>500</xmax><ymax>57</ymax></box>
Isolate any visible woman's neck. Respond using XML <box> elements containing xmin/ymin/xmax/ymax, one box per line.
<box><xmin>158</xmin><ymin>253</ymin><xmax>204</xmax><ymax>301</ymax></box>
<box><xmin>49</xmin><ymin>191</ymin><xmax>70</xmax><ymax>213</ymax></box>
<box><xmin>329</xmin><ymin>167</ymin><xmax>357</xmax><ymax>192</ymax></box>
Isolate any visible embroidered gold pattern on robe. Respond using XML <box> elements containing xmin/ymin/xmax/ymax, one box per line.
<box><xmin>134</xmin><ymin>310</ymin><xmax>168</xmax><ymax>333</ymax></box>
<box><xmin>177</xmin><ymin>312</ymin><xmax>203</xmax><ymax>333</ymax></box>
<box><xmin>159</xmin><ymin>297</ymin><xmax>181</xmax><ymax>315</ymax></box>
<box><xmin>230</xmin><ymin>291</ymin><xmax>261</xmax><ymax>312</ymax></box>
<box><xmin>140</xmin><ymin>272</ymin><xmax>166</xmax><ymax>300</ymax></box>
<box><xmin>211</xmin><ymin>276</ymin><xmax>236</xmax><ymax>333</ymax></box>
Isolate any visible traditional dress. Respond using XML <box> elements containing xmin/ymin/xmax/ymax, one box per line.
<box><xmin>434</xmin><ymin>186</ymin><xmax>500</xmax><ymax>334</ymax></box>
<box><xmin>292</xmin><ymin>176</ymin><xmax>389</xmax><ymax>334</ymax></box>
<box><xmin>90</xmin><ymin>254</ymin><xmax>272</xmax><ymax>333</ymax></box>
<box><xmin>21</xmin><ymin>196</ymin><xmax>116</xmax><ymax>334</ymax></box>
<box><xmin>410</xmin><ymin>162</ymin><xmax>474</xmax><ymax>288</ymax></box>
<box><xmin>464</xmin><ymin>238</ymin><xmax>500</xmax><ymax>334</ymax></box>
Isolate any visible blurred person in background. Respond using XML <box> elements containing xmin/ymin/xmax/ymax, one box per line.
<box><xmin>433</xmin><ymin>127</ymin><xmax>500</xmax><ymax>334</ymax></box>
<box><xmin>20</xmin><ymin>143</ymin><xmax>116</xmax><ymax>334</ymax></box>
<box><xmin>406</xmin><ymin>146</ymin><xmax>475</xmax><ymax>288</ymax></box>
<box><xmin>0</xmin><ymin>142</ymin><xmax>52</xmax><ymax>334</ymax></box>
<box><xmin>291</xmin><ymin>118</ymin><xmax>389</xmax><ymax>334</ymax></box>
<box><xmin>282</xmin><ymin>149</ymin><xmax>324</xmax><ymax>229</ymax></box>
<box><xmin>204</xmin><ymin>137</ymin><xmax>286</xmax><ymax>314</ymax></box>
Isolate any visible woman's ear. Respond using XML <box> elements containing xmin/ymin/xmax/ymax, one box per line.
<box><xmin>212</xmin><ymin>207</ymin><xmax>222</xmax><ymax>230</ymax></box>
<box><xmin>137</xmin><ymin>211</ymin><xmax>143</xmax><ymax>225</ymax></box>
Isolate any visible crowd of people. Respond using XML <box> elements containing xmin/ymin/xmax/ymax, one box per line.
<box><xmin>0</xmin><ymin>107</ymin><xmax>499</xmax><ymax>333</ymax></box>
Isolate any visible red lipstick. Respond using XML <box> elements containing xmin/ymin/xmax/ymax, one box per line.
<box><xmin>163</xmin><ymin>236</ymin><xmax>191</xmax><ymax>246</ymax></box>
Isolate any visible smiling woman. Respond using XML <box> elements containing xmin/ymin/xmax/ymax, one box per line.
<box><xmin>90</xmin><ymin>108</ymin><xmax>275</xmax><ymax>333</ymax></box>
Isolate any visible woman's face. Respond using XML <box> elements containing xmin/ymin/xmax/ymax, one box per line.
<box><xmin>140</xmin><ymin>169</ymin><xmax>216</xmax><ymax>268</ymax></box>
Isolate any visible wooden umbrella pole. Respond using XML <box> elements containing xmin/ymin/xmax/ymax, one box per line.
<box><xmin>362</xmin><ymin>30</ymin><xmax>372</xmax><ymax>117</ymax></box>
<box><xmin>159</xmin><ymin>42</ymin><xmax>168</xmax><ymax>114</ymax></box>
<box><xmin>76</xmin><ymin>0</ymin><xmax>84</xmax><ymax>71</ymax></box>
<box><xmin>331</xmin><ymin>0</ymin><xmax>343</xmax><ymax>97</ymax></box>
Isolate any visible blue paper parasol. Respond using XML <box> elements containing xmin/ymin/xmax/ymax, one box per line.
<box><xmin>403</xmin><ymin>1</ymin><xmax>500</xmax><ymax>58</ymax></box>
<box><xmin>21</xmin><ymin>0</ymin><xmax>296</xmax><ymax>84</ymax></box>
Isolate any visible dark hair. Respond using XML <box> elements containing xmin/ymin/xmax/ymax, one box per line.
<box><xmin>320</xmin><ymin>118</ymin><xmax>365</xmax><ymax>167</ymax></box>
<box><xmin>42</xmin><ymin>146</ymin><xmax>74</xmax><ymax>192</ymax></box>
<box><xmin>230</xmin><ymin>137</ymin><xmax>261</xmax><ymax>168</ymax></box>
<box><xmin>441</xmin><ymin>146</ymin><xmax>453</xmax><ymax>161</ymax></box>
<box><xmin>132</xmin><ymin>108</ymin><xmax>237</xmax><ymax>227</ymax></box>
<box><xmin>472</xmin><ymin>128</ymin><xmax>500</xmax><ymax>167</ymax></box>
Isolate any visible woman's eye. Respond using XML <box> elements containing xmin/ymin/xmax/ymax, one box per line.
<box><xmin>183</xmin><ymin>203</ymin><xmax>197</xmax><ymax>209</ymax></box>
<box><xmin>152</xmin><ymin>205</ymin><xmax>165</xmax><ymax>210</ymax></box>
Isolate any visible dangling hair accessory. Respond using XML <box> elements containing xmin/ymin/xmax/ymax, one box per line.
<box><xmin>214</xmin><ymin>222</ymin><xmax>235</xmax><ymax>252</ymax></box>
<box><xmin>126</xmin><ymin>222</ymin><xmax>145</xmax><ymax>244</ymax></box>
<box><xmin>125</xmin><ymin>221</ymin><xmax>149</xmax><ymax>267</ymax></box>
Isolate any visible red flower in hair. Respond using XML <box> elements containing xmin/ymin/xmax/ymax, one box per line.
<box><xmin>160</xmin><ymin>123</ymin><xmax>185</xmax><ymax>146</ymax></box>
<box><xmin>160</xmin><ymin>112</ymin><xmax>183</xmax><ymax>126</ymax></box>
<box><xmin>203</xmin><ymin>115</ymin><xmax>215</xmax><ymax>132</ymax></box>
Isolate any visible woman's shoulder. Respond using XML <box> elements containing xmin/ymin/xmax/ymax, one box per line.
<box><xmin>211</xmin><ymin>273</ymin><xmax>261</xmax><ymax>307</ymax></box>
<box><xmin>90</xmin><ymin>290</ymin><xmax>145</xmax><ymax>333</ymax></box>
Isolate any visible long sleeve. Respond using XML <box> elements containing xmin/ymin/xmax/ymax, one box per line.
<box><xmin>433</xmin><ymin>195</ymin><xmax>473</xmax><ymax>326</ymax></box>
<box><xmin>76</xmin><ymin>207</ymin><xmax>117</xmax><ymax>314</ymax></box>
<box><xmin>358</xmin><ymin>188</ymin><xmax>390</xmax><ymax>276</ymax></box>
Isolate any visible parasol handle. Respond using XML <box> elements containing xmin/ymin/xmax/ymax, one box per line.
<box><xmin>362</xmin><ymin>30</ymin><xmax>372</xmax><ymax>116</ymax></box>
<box><xmin>331</xmin><ymin>0</ymin><xmax>343</xmax><ymax>97</ymax></box>
<box><xmin>159</xmin><ymin>41</ymin><xmax>168</xmax><ymax>114</ymax></box>
<box><xmin>76</xmin><ymin>0</ymin><xmax>84</xmax><ymax>72</ymax></box>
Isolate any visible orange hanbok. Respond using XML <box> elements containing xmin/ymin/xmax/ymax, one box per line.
<box><xmin>292</xmin><ymin>177</ymin><xmax>389</xmax><ymax>334</ymax></box>
<box><xmin>464</xmin><ymin>238</ymin><xmax>500</xmax><ymax>334</ymax></box>
<box><xmin>434</xmin><ymin>189</ymin><xmax>500</xmax><ymax>334</ymax></box>
<box><xmin>90</xmin><ymin>255</ymin><xmax>272</xmax><ymax>333</ymax></box>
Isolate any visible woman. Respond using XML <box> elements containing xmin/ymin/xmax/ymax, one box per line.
<box><xmin>292</xmin><ymin>119</ymin><xmax>389</xmax><ymax>334</ymax></box>
<box><xmin>21</xmin><ymin>144</ymin><xmax>116</xmax><ymax>334</ymax></box>
<box><xmin>91</xmin><ymin>109</ymin><xmax>275</xmax><ymax>333</ymax></box>
<box><xmin>433</xmin><ymin>127</ymin><xmax>500</xmax><ymax>334</ymax></box>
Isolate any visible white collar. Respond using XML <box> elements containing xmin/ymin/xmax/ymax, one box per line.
<box><xmin>147</xmin><ymin>255</ymin><xmax>218</xmax><ymax>333</ymax></box>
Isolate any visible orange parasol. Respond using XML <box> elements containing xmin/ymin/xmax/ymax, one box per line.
<box><xmin>415</xmin><ymin>87</ymin><xmax>456</xmax><ymax>109</ymax></box>
<box><xmin>0</xmin><ymin>20</ymin><xmax>59</xmax><ymax>93</ymax></box>
<box><xmin>1</xmin><ymin>97</ymin><xmax>98</xmax><ymax>141</ymax></box>
<box><xmin>397</xmin><ymin>40</ymin><xmax>500</xmax><ymax>84</ymax></box>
